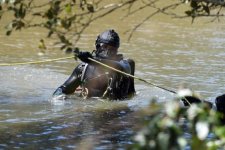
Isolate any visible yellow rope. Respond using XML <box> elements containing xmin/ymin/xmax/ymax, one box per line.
<box><xmin>0</xmin><ymin>56</ymin><xmax>75</xmax><ymax>66</ymax></box>
<box><xmin>89</xmin><ymin>58</ymin><xmax>192</xmax><ymax>106</ymax></box>
<box><xmin>88</xmin><ymin>58</ymin><xmax>177</xmax><ymax>94</ymax></box>
<box><xmin>0</xmin><ymin>54</ymin><xmax>191</xmax><ymax>105</ymax></box>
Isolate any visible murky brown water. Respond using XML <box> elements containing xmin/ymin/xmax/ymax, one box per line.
<box><xmin>1</xmin><ymin>2</ymin><xmax>225</xmax><ymax>149</ymax></box>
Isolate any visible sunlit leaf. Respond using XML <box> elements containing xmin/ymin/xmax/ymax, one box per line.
<box><xmin>38</xmin><ymin>39</ymin><xmax>46</xmax><ymax>50</ymax></box>
<box><xmin>165</xmin><ymin>101</ymin><xmax>180</xmax><ymax>118</ymax></box>
<box><xmin>207</xmin><ymin>140</ymin><xmax>221</xmax><ymax>150</ymax></box>
<box><xmin>196</xmin><ymin>122</ymin><xmax>209</xmax><ymax>140</ymax></box>
<box><xmin>157</xmin><ymin>132</ymin><xmax>169</xmax><ymax>150</ymax></box>
<box><xmin>0</xmin><ymin>0</ymin><xmax>6</xmax><ymax>4</ymax></box>
<box><xmin>187</xmin><ymin>104</ymin><xmax>201</xmax><ymax>120</ymax></box>
<box><xmin>214</xmin><ymin>127</ymin><xmax>225</xmax><ymax>138</ymax></box>
<box><xmin>177</xmin><ymin>137</ymin><xmax>187</xmax><ymax>149</ymax></box>
<box><xmin>9</xmin><ymin>0</ymin><xmax>15</xmax><ymax>4</ymax></box>
<box><xmin>65</xmin><ymin>4</ymin><xmax>72</xmax><ymax>13</ymax></box>
<box><xmin>134</xmin><ymin>134</ymin><xmax>146</xmax><ymax>146</ymax></box>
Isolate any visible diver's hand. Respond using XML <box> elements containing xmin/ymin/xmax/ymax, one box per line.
<box><xmin>53</xmin><ymin>87</ymin><xmax>64</xmax><ymax>96</ymax></box>
<box><xmin>77</xmin><ymin>51</ymin><xmax>92</xmax><ymax>63</ymax></box>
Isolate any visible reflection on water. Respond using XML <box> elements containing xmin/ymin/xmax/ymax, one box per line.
<box><xmin>1</xmin><ymin>10</ymin><xmax>225</xmax><ymax>149</ymax></box>
<box><xmin>0</xmin><ymin>105</ymin><xmax>136</xmax><ymax>149</ymax></box>
<box><xmin>0</xmin><ymin>63</ymin><xmax>173</xmax><ymax>149</ymax></box>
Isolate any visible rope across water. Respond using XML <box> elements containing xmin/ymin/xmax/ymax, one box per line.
<box><xmin>88</xmin><ymin>57</ymin><xmax>177</xmax><ymax>94</ymax></box>
<box><xmin>0</xmin><ymin>55</ymin><xmax>176</xmax><ymax>94</ymax></box>
<box><xmin>88</xmin><ymin>58</ymin><xmax>192</xmax><ymax>106</ymax></box>
<box><xmin>0</xmin><ymin>54</ymin><xmax>190</xmax><ymax>104</ymax></box>
<box><xmin>0</xmin><ymin>56</ymin><xmax>75</xmax><ymax>66</ymax></box>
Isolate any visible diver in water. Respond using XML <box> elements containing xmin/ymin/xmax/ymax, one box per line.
<box><xmin>53</xmin><ymin>29</ymin><xmax>135</xmax><ymax>100</ymax></box>
<box><xmin>178</xmin><ymin>88</ymin><xmax>225</xmax><ymax>123</ymax></box>
<box><xmin>215</xmin><ymin>94</ymin><xmax>225</xmax><ymax>123</ymax></box>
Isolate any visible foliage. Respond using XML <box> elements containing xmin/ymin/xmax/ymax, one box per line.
<box><xmin>183</xmin><ymin>0</ymin><xmax>225</xmax><ymax>23</ymax></box>
<box><xmin>0</xmin><ymin>0</ymin><xmax>225</xmax><ymax>51</ymax></box>
<box><xmin>130</xmin><ymin>99</ymin><xmax>225</xmax><ymax>150</ymax></box>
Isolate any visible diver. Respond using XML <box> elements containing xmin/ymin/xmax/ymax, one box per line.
<box><xmin>178</xmin><ymin>88</ymin><xmax>225</xmax><ymax>123</ymax></box>
<box><xmin>214</xmin><ymin>94</ymin><xmax>225</xmax><ymax>123</ymax></box>
<box><xmin>53</xmin><ymin>29</ymin><xmax>135</xmax><ymax>100</ymax></box>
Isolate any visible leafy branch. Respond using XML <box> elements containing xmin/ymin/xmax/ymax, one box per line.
<box><xmin>1</xmin><ymin>0</ymin><xmax>225</xmax><ymax>51</ymax></box>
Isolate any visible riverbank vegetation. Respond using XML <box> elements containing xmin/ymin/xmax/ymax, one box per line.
<box><xmin>130</xmin><ymin>97</ymin><xmax>225</xmax><ymax>150</ymax></box>
<box><xmin>0</xmin><ymin>0</ymin><xmax>225</xmax><ymax>52</ymax></box>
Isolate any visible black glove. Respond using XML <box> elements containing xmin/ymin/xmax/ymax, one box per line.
<box><xmin>53</xmin><ymin>86</ymin><xmax>64</xmax><ymax>96</ymax></box>
<box><xmin>76</xmin><ymin>51</ymin><xmax>92</xmax><ymax>63</ymax></box>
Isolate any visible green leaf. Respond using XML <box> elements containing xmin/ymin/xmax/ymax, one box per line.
<box><xmin>65</xmin><ymin>4</ymin><xmax>71</xmax><ymax>13</ymax></box>
<box><xmin>214</xmin><ymin>127</ymin><xmax>225</xmax><ymax>138</ymax></box>
<box><xmin>45</xmin><ymin>9</ymin><xmax>54</xmax><ymax>19</ymax></box>
<box><xmin>87</xmin><ymin>3</ymin><xmax>94</xmax><ymax>13</ymax></box>
<box><xmin>73</xmin><ymin>47</ymin><xmax>80</xmax><ymax>54</ymax></box>
<box><xmin>19</xmin><ymin>3</ymin><xmax>26</xmax><ymax>19</ymax></box>
<box><xmin>60</xmin><ymin>44</ymin><xmax>67</xmax><ymax>50</ymax></box>
<box><xmin>9</xmin><ymin>0</ymin><xmax>16</xmax><ymax>4</ymax></box>
<box><xmin>32</xmin><ymin>12</ymin><xmax>42</xmax><ymax>16</ymax></box>
<box><xmin>59</xmin><ymin>35</ymin><xmax>67</xmax><ymax>43</ymax></box>
<box><xmin>15</xmin><ymin>20</ymin><xmax>25</xmax><ymax>30</ymax></box>
<box><xmin>47</xmin><ymin>30</ymin><xmax>54</xmax><ymax>37</ymax></box>
<box><xmin>157</xmin><ymin>133</ymin><xmax>169</xmax><ymax>150</ymax></box>
<box><xmin>61</xmin><ymin>19</ymin><xmax>72</xmax><ymax>29</ymax></box>
<box><xmin>54</xmin><ymin>0</ymin><xmax>61</xmax><ymax>6</ymax></box>
<box><xmin>185</xmin><ymin>10</ymin><xmax>192</xmax><ymax>16</ymax></box>
<box><xmin>203</xmin><ymin>5</ymin><xmax>210</xmax><ymax>15</ymax></box>
<box><xmin>6</xmin><ymin>30</ymin><xmax>12</xmax><ymax>36</ymax></box>
<box><xmin>190</xmin><ymin>1</ymin><xmax>198</xmax><ymax>9</ymax></box>
<box><xmin>191</xmin><ymin>136</ymin><xmax>207</xmax><ymax>150</ymax></box>
<box><xmin>65</xmin><ymin>47</ymin><xmax>73</xmax><ymax>54</ymax></box>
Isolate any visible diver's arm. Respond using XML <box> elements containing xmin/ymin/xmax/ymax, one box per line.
<box><xmin>53</xmin><ymin>64</ymin><xmax>83</xmax><ymax>96</ymax></box>
<box><xmin>76</xmin><ymin>51</ymin><xmax>130</xmax><ymax>73</ymax></box>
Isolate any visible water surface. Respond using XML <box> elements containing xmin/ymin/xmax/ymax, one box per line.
<box><xmin>0</xmin><ymin>6</ymin><xmax>225</xmax><ymax>149</ymax></box>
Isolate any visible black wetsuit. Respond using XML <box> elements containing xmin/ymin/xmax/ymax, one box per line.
<box><xmin>53</xmin><ymin>54</ymin><xmax>135</xmax><ymax>100</ymax></box>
